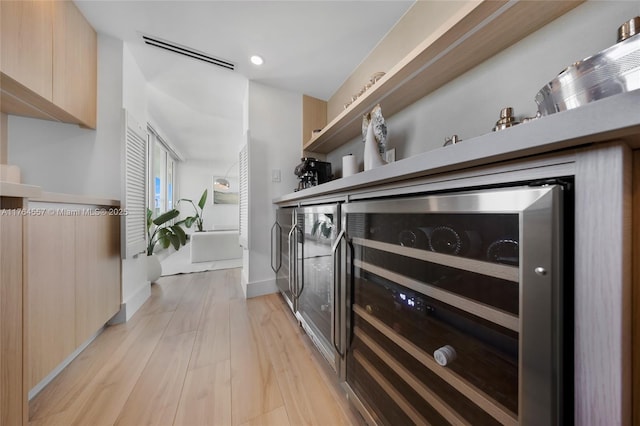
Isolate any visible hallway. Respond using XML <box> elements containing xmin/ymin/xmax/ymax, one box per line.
<box><xmin>29</xmin><ymin>269</ymin><xmax>357</xmax><ymax>426</ymax></box>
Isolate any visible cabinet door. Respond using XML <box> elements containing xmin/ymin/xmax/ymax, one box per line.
<box><xmin>75</xmin><ymin>214</ymin><xmax>121</xmax><ymax>346</ymax></box>
<box><xmin>26</xmin><ymin>215</ymin><xmax>76</xmax><ymax>390</ymax></box>
<box><xmin>0</xmin><ymin>0</ymin><xmax>53</xmax><ymax>101</ymax></box>
<box><xmin>52</xmin><ymin>0</ymin><xmax>97</xmax><ymax>129</ymax></box>
<box><xmin>0</xmin><ymin>214</ymin><xmax>24</xmax><ymax>426</ymax></box>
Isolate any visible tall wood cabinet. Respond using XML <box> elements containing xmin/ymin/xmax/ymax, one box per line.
<box><xmin>0</xmin><ymin>0</ymin><xmax>97</xmax><ymax>128</ymax></box>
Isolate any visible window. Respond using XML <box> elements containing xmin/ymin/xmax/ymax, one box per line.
<box><xmin>148</xmin><ymin>126</ymin><xmax>178</xmax><ymax>216</ymax></box>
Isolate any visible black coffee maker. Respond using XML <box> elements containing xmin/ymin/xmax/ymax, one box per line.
<box><xmin>294</xmin><ymin>157</ymin><xmax>332</xmax><ymax>191</ymax></box>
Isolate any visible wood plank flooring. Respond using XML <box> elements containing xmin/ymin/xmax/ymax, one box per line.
<box><xmin>29</xmin><ymin>269</ymin><xmax>360</xmax><ymax>426</ymax></box>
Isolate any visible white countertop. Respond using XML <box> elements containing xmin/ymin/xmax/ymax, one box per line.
<box><xmin>0</xmin><ymin>181</ymin><xmax>42</xmax><ymax>198</ymax></box>
<box><xmin>274</xmin><ymin>90</ymin><xmax>640</xmax><ymax>204</ymax></box>
<box><xmin>29</xmin><ymin>192</ymin><xmax>120</xmax><ymax>206</ymax></box>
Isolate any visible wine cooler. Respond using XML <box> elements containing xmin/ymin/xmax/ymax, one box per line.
<box><xmin>272</xmin><ymin>207</ymin><xmax>295</xmax><ymax>311</ymax></box>
<box><xmin>294</xmin><ymin>204</ymin><xmax>344</xmax><ymax>372</ymax></box>
<box><xmin>342</xmin><ymin>184</ymin><xmax>571</xmax><ymax>425</ymax></box>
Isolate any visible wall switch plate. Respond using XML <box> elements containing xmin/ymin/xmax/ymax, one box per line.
<box><xmin>271</xmin><ymin>169</ymin><xmax>281</xmax><ymax>182</ymax></box>
<box><xmin>385</xmin><ymin>148</ymin><xmax>396</xmax><ymax>163</ymax></box>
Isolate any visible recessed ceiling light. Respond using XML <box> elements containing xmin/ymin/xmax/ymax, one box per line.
<box><xmin>250</xmin><ymin>55</ymin><xmax>264</xmax><ymax>66</ymax></box>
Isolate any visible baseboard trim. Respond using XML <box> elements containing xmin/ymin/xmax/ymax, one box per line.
<box><xmin>122</xmin><ymin>282</ymin><xmax>151</xmax><ymax>321</ymax></box>
<box><xmin>246</xmin><ymin>277</ymin><xmax>278</xmax><ymax>298</ymax></box>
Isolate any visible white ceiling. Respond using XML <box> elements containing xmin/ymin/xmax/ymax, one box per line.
<box><xmin>75</xmin><ymin>0</ymin><xmax>414</xmax><ymax>162</ymax></box>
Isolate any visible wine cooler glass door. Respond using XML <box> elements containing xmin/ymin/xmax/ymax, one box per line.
<box><xmin>343</xmin><ymin>184</ymin><xmax>567</xmax><ymax>426</ymax></box>
<box><xmin>296</xmin><ymin>205</ymin><xmax>341</xmax><ymax>371</ymax></box>
<box><xmin>275</xmin><ymin>207</ymin><xmax>294</xmax><ymax>312</ymax></box>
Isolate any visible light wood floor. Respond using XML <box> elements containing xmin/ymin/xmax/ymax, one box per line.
<box><xmin>29</xmin><ymin>268</ymin><xmax>360</xmax><ymax>426</ymax></box>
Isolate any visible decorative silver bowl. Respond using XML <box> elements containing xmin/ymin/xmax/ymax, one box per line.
<box><xmin>535</xmin><ymin>22</ymin><xmax>640</xmax><ymax>116</ymax></box>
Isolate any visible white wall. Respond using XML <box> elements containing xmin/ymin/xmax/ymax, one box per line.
<box><xmin>326</xmin><ymin>1</ymin><xmax>640</xmax><ymax>172</ymax></box>
<box><xmin>120</xmin><ymin>42</ymin><xmax>152</xmax><ymax>320</ymax></box>
<box><xmin>176</xmin><ymin>159</ymin><xmax>239</xmax><ymax>231</ymax></box>
<box><xmin>245</xmin><ymin>81</ymin><xmax>301</xmax><ymax>298</ymax></box>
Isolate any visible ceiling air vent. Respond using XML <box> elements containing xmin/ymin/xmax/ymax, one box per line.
<box><xmin>141</xmin><ymin>34</ymin><xmax>235</xmax><ymax>71</ymax></box>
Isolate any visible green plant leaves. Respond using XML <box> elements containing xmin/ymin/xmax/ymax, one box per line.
<box><xmin>153</xmin><ymin>209</ymin><xmax>180</xmax><ymax>226</ymax></box>
<box><xmin>171</xmin><ymin>225</ymin><xmax>187</xmax><ymax>246</ymax></box>
<box><xmin>177</xmin><ymin>189</ymin><xmax>207</xmax><ymax>231</ymax></box>
<box><xmin>197</xmin><ymin>189</ymin><xmax>208</xmax><ymax>210</ymax></box>
<box><xmin>147</xmin><ymin>208</ymin><xmax>187</xmax><ymax>255</ymax></box>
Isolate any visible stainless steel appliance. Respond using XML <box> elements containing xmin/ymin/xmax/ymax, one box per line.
<box><xmin>272</xmin><ymin>207</ymin><xmax>295</xmax><ymax>312</ymax></box>
<box><xmin>294</xmin><ymin>157</ymin><xmax>332</xmax><ymax>191</ymax></box>
<box><xmin>293</xmin><ymin>204</ymin><xmax>344</xmax><ymax>372</ymax></box>
<box><xmin>341</xmin><ymin>184</ymin><xmax>571</xmax><ymax>425</ymax></box>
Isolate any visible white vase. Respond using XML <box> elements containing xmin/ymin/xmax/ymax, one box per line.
<box><xmin>363</xmin><ymin>121</ymin><xmax>386</xmax><ymax>171</ymax></box>
<box><xmin>147</xmin><ymin>255</ymin><xmax>162</xmax><ymax>283</ymax></box>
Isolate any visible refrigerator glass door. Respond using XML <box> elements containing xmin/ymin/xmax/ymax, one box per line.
<box><xmin>275</xmin><ymin>207</ymin><xmax>294</xmax><ymax>312</ymax></box>
<box><xmin>296</xmin><ymin>205</ymin><xmax>340</xmax><ymax>370</ymax></box>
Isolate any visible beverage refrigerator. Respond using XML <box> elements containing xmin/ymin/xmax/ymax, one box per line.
<box><xmin>340</xmin><ymin>183</ymin><xmax>572</xmax><ymax>425</ymax></box>
<box><xmin>272</xmin><ymin>207</ymin><xmax>295</xmax><ymax>311</ymax></box>
<box><xmin>294</xmin><ymin>204</ymin><xmax>344</xmax><ymax>372</ymax></box>
<box><xmin>272</xmin><ymin>204</ymin><xmax>345</xmax><ymax>373</ymax></box>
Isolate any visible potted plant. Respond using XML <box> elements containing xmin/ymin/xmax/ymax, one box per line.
<box><xmin>146</xmin><ymin>208</ymin><xmax>187</xmax><ymax>282</ymax></box>
<box><xmin>178</xmin><ymin>189</ymin><xmax>208</xmax><ymax>232</ymax></box>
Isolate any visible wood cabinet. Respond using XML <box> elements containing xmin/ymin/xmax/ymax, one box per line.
<box><xmin>302</xmin><ymin>0</ymin><xmax>582</xmax><ymax>153</ymax></box>
<box><xmin>75</xmin><ymin>215</ymin><xmax>121</xmax><ymax>346</ymax></box>
<box><xmin>52</xmin><ymin>0</ymin><xmax>97</xmax><ymax>129</ymax></box>
<box><xmin>0</xmin><ymin>210</ymin><xmax>26</xmax><ymax>426</ymax></box>
<box><xmin>26</xmin><ymin>215</ymin><xmax>76</xmax><ymax>390</ymax></box>
<box><xmin>0</xmin><ymin>0</ymin><xmax>97</xmax><ymax>129</ymax></box>
<box><xmin>0</xmin><ymin>1</ymin><xmax>53</xmax><ymax>102</ymax></box>
<box><xmin>26</xmin><ymin>211</ymin><xmax>121</xmax><ymax>390</ymax></box>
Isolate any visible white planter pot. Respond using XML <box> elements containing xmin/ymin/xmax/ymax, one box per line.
<box><xmin>147</xmin><ymin>255</ymin><xmax>162</xmax><ymax>283</ymax></box>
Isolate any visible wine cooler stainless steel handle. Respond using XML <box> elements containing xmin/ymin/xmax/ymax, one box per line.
<box><xmin>294</xmin><ymin>224</ymin><xmax>305</xmax><ymax>298</ymax></box>
<box><xmin>270</xmin><ymin>222</ymin><xmax>282</xmax><ymax>273</ymax></box>
<box><xmin>288</xmin><ymin>226</ymin><xmax>296</xmax><ymax>296</ymax></box>
<box><xmin>346</xmin><ymin>236</ymin><xmax>356</xmax><ymax>352</ymax></box>
<box><xmin>332</xmin><ymin>229</ymin><xmax>346</xmax><ymax>357</ymax></box>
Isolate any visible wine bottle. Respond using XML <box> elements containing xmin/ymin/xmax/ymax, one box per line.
<box><xmin>486</xmin><ymin>239</ymin><xmax>519</xmax><ymax>266</ymax></box>
<box><xmin>428</xmin><ymin>225</ymin><xmax>480</xmax><ymax>256</ymax></box>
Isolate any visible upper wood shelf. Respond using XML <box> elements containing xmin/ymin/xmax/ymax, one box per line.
<box><xmin>303</xmin><ymin>0</ymin><xmax>582</xmax><ymax>154</ymax></box>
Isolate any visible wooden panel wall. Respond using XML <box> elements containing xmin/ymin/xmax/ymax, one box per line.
<box><xmin>574</xmin><ymin>142</ymin><xmax>632</xmax><ymax>425</ymax></box>
<box><xmin>633</xmin><ymin>150</ymin><xmax>640</xmax><ymax>426</ymax></box>
<box><xmin>0</xmin><ymin>213</ymin><xmax>25</xmax><ymax>426</ymax></box>
<box><xmin>302</xmin><ymin>95</ymin><xmax>327</xmax><ymax>145</ymax></box>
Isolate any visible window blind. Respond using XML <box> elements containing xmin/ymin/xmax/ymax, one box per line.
<box><xmin>238</xmin><ymin>141</ymin><xmax>249</xmax><ymax>248</ymax></box>
<box><xmin>122</xmin><ymin>110</ymin><xmax>147</xmax><ymax>258</ymax></box>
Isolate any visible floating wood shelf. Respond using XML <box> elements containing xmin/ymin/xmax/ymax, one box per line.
<box><xmin>303</xmin><ymin>0</ymin><xmax>582</xmax><ymax>154</ymax></box>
